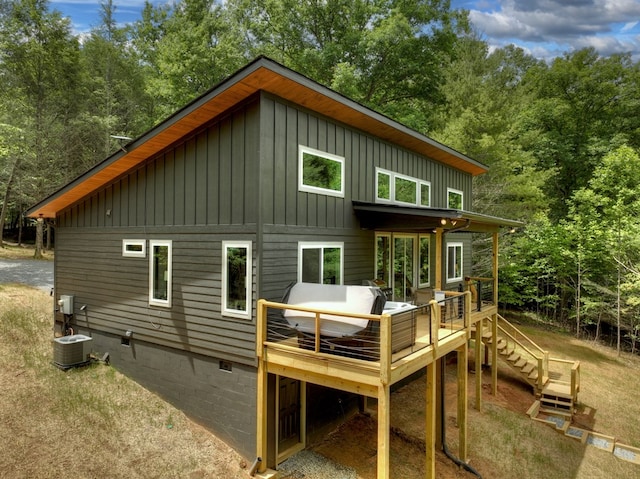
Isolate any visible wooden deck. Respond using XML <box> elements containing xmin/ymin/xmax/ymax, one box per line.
<box><xmin>255</xmin><ymin>292</ymin><xmax>500</xmax><ymax>479</ymax></box>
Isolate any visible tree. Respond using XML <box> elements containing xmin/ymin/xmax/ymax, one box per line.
<box><xmin>523</xmin><ymin>48</ymin><xmax>640</xmax><ymax>220</ymax></box>
<box><xmin>230</xmin><ymin>0</ymin><xmax>468</xmax><ymax>130</ymax></box>
<box><xmin>569</xmin><ymin>145</ymin><xmax>640</xmax><ymax>355</ymax></box>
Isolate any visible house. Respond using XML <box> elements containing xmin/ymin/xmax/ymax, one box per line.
<box><xmin>28</xmin><ymin>57</ymin><xmax>572</xmax><ymax>479</ymax></box>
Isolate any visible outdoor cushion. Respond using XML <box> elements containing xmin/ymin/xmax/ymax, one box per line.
<box><xmin>283</xmin><ymin>283</ymin><xmax>384</xmax><ymax>337</ymax></box>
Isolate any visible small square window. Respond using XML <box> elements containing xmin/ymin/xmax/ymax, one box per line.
<box><xmin>447</xmin><ymin>188</ymin><xmax>463</xmax><ymax>210</ymax></box>
<box><xmin>299</xmin><ymin>242</ymin><xmax>343</xmax><ymax>285</ymax></box>
<box><xmin>299</xmin><ymin>146</ymin><xmax>345</xmax><ymax>197</ymax></box>
<box><xmin>123</xmin><ymin>239</ymin><xmax>146</xmax><ymax>258</ymax></box>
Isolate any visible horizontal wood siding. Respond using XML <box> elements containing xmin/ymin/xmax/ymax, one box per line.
<box><xmin>55</xmin><ymin>100</ymin><xmax>261</xmax><ymax>365</ymax></box>
<box><xmin>259</xmin><ymin>224</ymin><xmax>375</xmax><ymax>302</ymax></box>
<box><xmin>55</xmin><ymin>227</ymin><xmax>258</xmax><ymax>365</ymax></box>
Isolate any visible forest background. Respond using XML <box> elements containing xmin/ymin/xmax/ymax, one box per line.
<box><xmin>1</xmin><ymin>0</ymin><xmax>640</xmax><ymax>354</ymax></box>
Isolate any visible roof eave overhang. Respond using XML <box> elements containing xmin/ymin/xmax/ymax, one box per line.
<box><xmin>26</xmin><ymin>57</ymin><xmax>488</xmax><ymax>219</ymax></box>
<box><xmin>352</xmin><ymin>201</ymin><xmax>523</xmax><ymax>233</ymax></box>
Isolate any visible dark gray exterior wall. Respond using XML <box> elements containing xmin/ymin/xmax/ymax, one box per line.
<box><xmin>257</xmin><ymin>92</ymin><xmax>473</xmax><ymax>300</ymax></box>
<box><xmin>52</xmin><ymin>90</ymin><xmax>474</xmax><ymax>461</ymax></box>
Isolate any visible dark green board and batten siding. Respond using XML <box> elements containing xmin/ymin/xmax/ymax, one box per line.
<box><xmin>55</xmin><ymin>91</ymin><xmax>473</xmax><ymax>368</ymax></box>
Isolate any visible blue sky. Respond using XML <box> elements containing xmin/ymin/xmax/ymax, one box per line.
<box><xmin>51</xmin><ymin>0</ymin><xmax>640</xmax><ymax>61</ymax></box>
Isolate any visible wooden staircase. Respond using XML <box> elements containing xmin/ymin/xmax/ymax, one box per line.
<box><xmin>474</xmin><ymin>315</ymin><xmax>580</xmax><ymax>417</ymax></box>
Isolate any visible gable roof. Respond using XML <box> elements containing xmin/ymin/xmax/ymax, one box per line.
<box><xmin>27</xmin><ymin>56</ymin><xmax>488</xmax><ymax>218</ymax></box>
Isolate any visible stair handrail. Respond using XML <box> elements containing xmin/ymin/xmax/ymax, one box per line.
<box><xmin>493</xmin><ymin>314</ymin><xmax>550</xmax><ymax>389</ymax></box>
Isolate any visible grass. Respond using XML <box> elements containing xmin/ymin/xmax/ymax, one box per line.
<box><xmin>0</xmin><ymin>284</ymin><xmax>250</xmax><ymax>479</ymax></box>
<box><xmin>0</xmin><ymin>243</ymin><xmax>54</xmax><ymax>260</ymax></box>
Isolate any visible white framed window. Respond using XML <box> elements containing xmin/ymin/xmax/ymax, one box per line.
<box><xmin>375</xmin><ymin>168</ymin><xmax>431</xmax><ymax>208</ymax></box>
<box><xmin>419</xmin><ymin>181</ymin><xmax>431</xmax><ymax>207</ymax></box>
<box><xmin>376</xmin><ymin>170</ymin><xmax>392</xmax><ymax>202</ymax></box>
<box><xmin>122</xmin><ymin>239</ymin><xmax>146</xmax><ymax>258</ymax></box>
<box><xmin>447</xmin><ymin>188</ymin><xmax>464</xmax><ymax>210</ymax></box>
<box><xmin>418</xmin><ymin>235</ymin><xmax>431</xmax><ymax>287</ymax></box>
<box><xmin>222</xmin><ymin>241</ymin><xmax>252</xmax><ymax>319</ymax></box>
<box><xmin>298</xmin><ymin>242</ymin><xmax>343</xmax><ymax>285</ymax></box>
<box><xmin>394</xmin><ymin>174</ymin><xmax>418</xmax><ymax>205</ymax></box>
<box><xmin>446</xmin><ymin>242</ymin><xmax>463</xmax><ymax>283</ymax></box>
<box><xmin>149</xmin><ymin>240</ymin><xmax>172</xmax><ymax>307</ymax></box>
<box><xmin>375</xmin><ymin>233</ymin><xmax>392</xmax><ymax>287</ymax></box>
<box><xmin>298</xmin><ymin>145</ymin><xmax>345</xmax><ymax>198</ymax></box>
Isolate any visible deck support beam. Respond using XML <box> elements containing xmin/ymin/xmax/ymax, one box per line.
<box><xmin>377</xmin><ymin>384</ymin><xmax>391</xmax><ymax>479</ymax></box>
<box><xmin>475</xmin><ymin>318</ymin><xmax>483</xmax><ymax>411</ymax></box>
<box><xmin>457</xmin><ymin>343</ymin><xmax>468</xmax><ymax>461</ymax></box>
<box><xmin>425</xmin><ymin>360</ymin><xmax>437</xmax><ymax>479</ymax></box>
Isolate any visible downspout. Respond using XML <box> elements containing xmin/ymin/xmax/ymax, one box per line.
<box><xmin>440</xmin><ymin>356</ymin><xmax>482</xmax><ymax>478</ymax></box>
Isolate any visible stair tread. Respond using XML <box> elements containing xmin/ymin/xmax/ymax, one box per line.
<box><xmin>514</xmin><ymin>358</ymin><xmax>527</xmax><ymax>368</ymax></box>
<box><xmin>521</xmin><ymin>363</ymin><xmax>535</xmax><ymax>374</ymax></box>
<box><xmin>507</xmin><ymin>353</ymin><xmax>520</xmax><ymax>362</ymax></box>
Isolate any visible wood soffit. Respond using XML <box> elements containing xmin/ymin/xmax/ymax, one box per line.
<box><xmin>28</xmin><ymin>58</ymin><xmax>488</xmax><ymax>218</ymax></box>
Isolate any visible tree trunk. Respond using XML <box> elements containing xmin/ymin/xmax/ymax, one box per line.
<box><xmin>576</xmin><ymin>257</ymin><xmax>581</xmax><ymax>338</ymax></box>
<box><xmin>34</xmin><ymin>217</ymin><xmax>44</xmax><ymax>259</ymax></box>
<box><xmin>0</xmin><ymin>157</ymin><xmax>20</xmax><ymax>248</ymax></box>
<box><xmin>45</xmin><ymin>222</ymin><xmax>51</xmax><ymax>250</ymax></box>
<box><xmin>17</xmin><ymin>209</ymin><xmax>23</xmax><ymax>246</ymax></box>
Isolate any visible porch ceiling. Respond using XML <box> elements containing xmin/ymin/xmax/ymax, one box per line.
<box><xmin>352</xmin><ymin>201</ymin><xmax>523</xmax><ymax>233</ymax></box>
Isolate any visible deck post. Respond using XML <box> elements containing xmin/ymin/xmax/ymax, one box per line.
<box><xmin>457</xmin><ymin>343</ymin><xmax>468</xmax><ymax>462</ymax></box>
<box><xmin>491</xmin><ymin>232</ymin><xmax>499</xmax><ymax>396</ymax></box>
<box><xmin>425</xmin><ymin>361</ymin><xmax>437</xmax><ymax>479</ymax></box>
<box><xmin>435</xmin><ymin>228</ymin><xmax>443</xmax><ymax>289</ymax></box>
<box><xmin>256</xmin><ymin>302</ymin><xmax>268</xmax><ymax>473</ymax></box>
<box><xmin>491</xmin><ymin>312</ymin><xmax>498</xmax><ymax>395</ymax></box>
<box><xmin>377</xmin><ymin>383</ymin><xmax>391</xmax><ymax>479</ymax></box>
<box><xmin>475</xmin><ymin>317</ymin><xmax>483</xmax><ymax>411</ymax></box>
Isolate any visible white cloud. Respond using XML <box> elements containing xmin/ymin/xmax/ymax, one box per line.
<box><xmin>461</xmin><ymin>0</ymin><xmax>640</xmax><ymax>60</ymax></box>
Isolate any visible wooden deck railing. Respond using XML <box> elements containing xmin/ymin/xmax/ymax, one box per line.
<box><xmin>464</xmin><ymin>276</ymin><xmax>495</xmax><ymax>312</ymax></box>
<box><xmin>257</xmin><ymin>292</ymin><xmax>471</xmax><ymax>371</ymax></box>
<box><xmin>548</xmin><ymin>357</ymin><xmax>581</xmax><ymax>401</ymax></box>
<box><xmin>493</xmin><ymin>314</ymin><xmax>549</xmax><ymax>390</ymax></box>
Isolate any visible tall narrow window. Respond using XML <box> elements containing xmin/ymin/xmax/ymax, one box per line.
<box><xmin>447</xmin><ymin>188</ymin><xmax>463</xmax><ymax>210</ymax></box>
<box><xmin>393</xmin><ymin>236</ymin><xmax>415</xmax><ymax>302</ymax></box>
<box><xmin>149</xmin><ymin>240</ymin><xmax>172</xmax><ymax>307</ymax></box>
<box><xmin>375</xmin><ymin>233</ymin><xmax>392</xmax><ymax>286</ymax></box>
<box><xmin>418</xmin><ymin>235</ymin><xmax>431</xmax><ymax>287</ymax></box>
<box><xmin>446</xmin><ymin>242</ymin><xmax>463</xmax><ymax>283</ymax></box>
<box><xmin>299</xmin><ymin>243</ymin><xmax>343</xmax><ymax>285</ymax></box>
<box><xmin>420</xmin><ymin>182</ymin><xmax>431</xmax><ymax>207</ymax></box>
<box><xmin>376</xmin><ymin>170</ymin><xmax>391</xmax><ymax>202</ymax></box>
<box><xmin>222</xmin><ymin>241</ymin><xmax>252</xmax><ymax>319</ymax></box>
<box><xmin>298</xmin><ymin>146</ymin><xmax>345</xmax><ymax>197</ymax></box>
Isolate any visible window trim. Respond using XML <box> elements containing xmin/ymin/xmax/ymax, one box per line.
<box><xmin>149</xmin><ymin>240</ymin><xmax>172</xmax><ymax>308</ymax></box>
<box><xmin>393</xmin><ymin>173</ymin><xmax>419</xmax><ymax>206</ymax></box>
<box><xmin>419</xmin><ymin>181</ymin><xmax>431</xmax><ymax>207</ymax></box>
<box><xmin>375</xmin><ymin>168</ymin><xmax>431</xmax><ymax>208</ymax></box>
<box><xmin>446</xmin><ymin>242</ymin><xmax>463</xmax><ymax>283</ymax></box>
<box><xmin>447</xmin><ymin>188</ymin><xmax>464</xmax><ymax>210</ymax></box>
<box><xmin>122</xmin><ymin>239</ymin><xmax>146</xmax><ymax>258</ymax></box>
<box><xmin>375</xmin><ymin>232</ymin><xmax>392</xmax><ymax>287</ymax></box>
<box><xmin>298</xmin><ymin>145</ymin><xmax>345</xmax><ymax>198</ymax></box>
<box><xmin>298</xmin><ymin>242</ymin><xmax>344</xmax><ymax>285</ymax></box>
<box><xmin>418</xmin><ymin>235</ymin><xmax>431</xmax><ymax>288</ymax></box>
<box><xmin>222</xmin><ymin>241</ymin><xmax>252</xmax><ymax>320</ymax></box>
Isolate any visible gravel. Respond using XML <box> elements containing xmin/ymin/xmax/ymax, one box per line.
<box><xmin>277</xmin><ymin>450</ymin><xmax>357</xmax><ymax>479</ymax></box>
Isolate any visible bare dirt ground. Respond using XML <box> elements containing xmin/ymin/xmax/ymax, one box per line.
<box><xmin>2</xmin><ymin>271</ymin><xmax>639</xmax><ymax>479</ymax></box>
